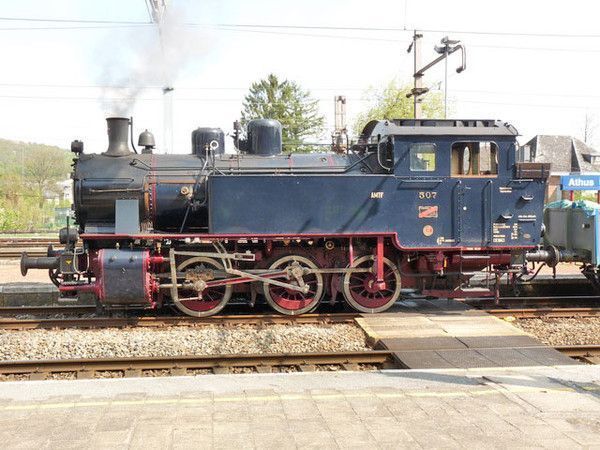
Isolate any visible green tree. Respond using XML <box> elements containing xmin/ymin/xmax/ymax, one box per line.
<box><xmin>0</xmin><ymin>139</ymin><xmax>71</xmax><ymax>230</ymax></box>
<box><xmin>23</xmin><ymin>146</ymin><xmax>70</xmax><ymax>207</ymax></box>
<box><xmin>353</xmin><ymin>80</ymin><xmax>445</xmax><ymax>135</ymax></box>
<box><xmin>240</xmin><ymin>74</ymin><xmax>325</xmax><ymax>153</ymax></box>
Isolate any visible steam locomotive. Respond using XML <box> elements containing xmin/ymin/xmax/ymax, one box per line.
<box><xmin>21</xmin><ymin>117</ymin><xmax>551</xmax><ymax>316</ymax></box>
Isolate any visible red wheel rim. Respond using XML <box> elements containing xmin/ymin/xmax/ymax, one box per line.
<box><xmin>267</xmin><ymin>277</ymin><xmax>319</xmax><ymax>311</ymax></box>
<box><xmin>347</xmin><ymin>268</ymin><xmax>398</xmax><ymax>309</ymax></box>
<box><xmin>179</xmin><ymin>285</ymin><xmax>228</xmax><ymax>312</ymax></box>
<box><xmin>264</xmin><ymin>255</ymin><xmax>323</xmax><ymax>315</ymax></box>
<box><xmin>343</xmin><ymin>256</ymin><xmax>401</xmax><ymax>313</ymax></box>
<box><xmin>174</xmin><ymin>258</ymin><xmax>231</xmax><ymax>317</ymax></box>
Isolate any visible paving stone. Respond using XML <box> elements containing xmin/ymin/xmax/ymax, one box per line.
<box><xmin>213</xmin><ymin>420</ymin><xmax>252</xmax><ymax>436</ymax></box>
<box><xmin>517</xmin><ymin>347</ymin><xmax>581</xmax><ymax>366</ymax></box>
<box><xmin>50</xmin><ymin>423</ymin><xmax>95</xmax><ymax>441</ymax></box>
<box><xmin>563</xmin><ymin>431</ymin><xmax>600</xmax><ymax>446</ymax></box>
<box><xmin>47</xmin><ymin>440</ymin><xmax>90</xmax><ymax>450</ymax></box>
<box><xmin>500</xmin><ymin>414</ymin><xmax>548</xmax><ymax>431</ymax></box>
<box><xmin>285</xmin><ymin>419</ymin><xmax>329</xmax><ymax>434</ymax></box>
<box><xmin>325</xmin><ymin>420</ymin><xmax>373</xmax><ymax>440</ymax></box>
<box><xmin>383</xmin><ymin>336</ymin><xmax>468</xmax><ymax>351</ymax></box>
<box><xmin>94</xmin><ymin>416</ymin><xmax>136</xmax><ymax>432</ymax></box>
<box><xmin>213</xmin><ymin>437</ymin><xmax>255</xmax><ymax>449</ymax></box>
<box><xmin>316</xmin><ymin>402</ymin><xmax>359</xmax><ymax>420</ymax></box>
<box><xmin>291</xmin><ymin>431</ymin><xmax>337</xmax><ymax>447</ymax></box>
<box><xmin>11</xmin><ymin>440</ymin><xmax>50</xmax><ymax>450</ymax></box>
<box><xmin>516</xmin><ymin>391</ymin><xmax>600</xmax><ymax>413</ymax></box>
<box><xmin>90</xmin><ymin>429</ymin><xmax>133</xmax><ymax>446</ymax></box>
<box><xmin>533</xmin><ymin>438</ymin><xmax>583</xmax><ymax>449</ymax></box>
<box><xmin>513</xmin><ymin>423</ymin><xmax>574</xmax><ymax>440</ymax></box>
<box><xmin>212</xmin><ymin>409</ymin><xmax>251</xmax><ymax>422</ymax></box>
<box><xmin>362</xmin><ymin>418</ymin><xmax>415</xmax><ymax>443</ymax></box>
<box><xmin>407</xmin><ymin>425</ymin><xmax>462</xmax><ymax>448</ymax></box>
<box><xmin>350</xmin><ymin>403</ymin><xmax>393</xmax><ymax>419</ymax></box>
<box><xmin>252</xmin><ymin>434</ymin><xmax>296</xmax><ymax>450</ymax></box>
<box><xmin>475</xmin><ymin>422</ymin><xmax>525</xmax><ymax>439</ymax></box>
<box><xmin>333</xmin><ymin>436</ymin><xmax>380</xmax><ymax>448</ymax></box>
<box><xmin>458</xmin><ymin>334</ymin><xmax>544</xmax><ymax>349</ymax></box>
<box><xmin>171</xmin><ymin>427</ymin><xmax>213</xmax><ymax>449</ymax></box>
<box><xmin>447</xmin><ymin>423</ymin><xmax>488</xmax><ymax>439</ymax></box>
<box><xmin>248</xmin><ymin>404</ymin><xmax>287</xmax><ymax>419</ymax></box>
<box><xmin>436</xmin><ymin>349</ymin><xmax>499</xmax><ymax>368</ymax></box>
<box><xmin>392</xmin><ymin>350</ymin><xmax>456</xmax><ymax>369</ymax></box>
<box><xmin>283</xmin><ymin>406</ymin><xmax>321</xmax><ymax>420</ymax></box>
<box><xmin>476</xmin><ymin>347</ymin><xmax>543</xmax><ymax>367</ymax></box>
<box><xmin>1</xmin><ymin>360</ymin><xmax>600</xmax><ymax>449</ymax></box>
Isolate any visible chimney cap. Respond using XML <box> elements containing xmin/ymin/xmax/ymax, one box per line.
<box><xmin>103</xmin><ymin>117</ymin><xmax>132</xmax><ymax>157</ymax></box>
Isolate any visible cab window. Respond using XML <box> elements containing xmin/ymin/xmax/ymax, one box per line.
<box><xmin>451</xmin><ymin>141</ymin><xmax>498</xmax><ymax>176</ymax></box>
<box><xmin>409</xmin><ymin>143</ymin><xmax>436</xmax><ymax>171</ymax></box>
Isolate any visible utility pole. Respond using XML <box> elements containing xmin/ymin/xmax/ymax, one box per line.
<box><xmin>332</xmin><ymin>96</ymin><xmax>347</xmax><ymax>153</ymax></box>
<box><xmin>146</xmin><ymin>0</ymin><xmax>172</xmax><ymax>152</ymax></box>
<box><xmin>407</xmin><ymin>32</ymin><xmax>466</xmax><ymax>119</ymax></box>
<box><xmin>407</xmin><ymin>31</ymin><xmax>425</xmax><ymax>119</ymax></box>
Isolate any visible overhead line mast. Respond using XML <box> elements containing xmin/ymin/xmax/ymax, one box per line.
<box><xmin>146</xmin><ymin>0</ymin><xmax>173</xmax><ymax>153</ymax></box>
<box><xmin>407</xmin><ymin>31</ymin><xmax>466</xmax><ymax>119</ymax></box>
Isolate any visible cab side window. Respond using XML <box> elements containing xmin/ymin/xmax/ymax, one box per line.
<box><xmin>451</xmin><ymin>141</ymin><xmax>498</xmax><ymax>176</ymax></box>
<box><xmin>409</xmin><ymin>143</ymin><xmax>436</xmax><ymax>172</ymax></box>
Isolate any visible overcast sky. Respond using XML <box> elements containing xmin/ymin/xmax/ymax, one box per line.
<box><xmin>1</xmin><ymin>0</ymin><xmax>600</xmax><ymax>153</ymax></box>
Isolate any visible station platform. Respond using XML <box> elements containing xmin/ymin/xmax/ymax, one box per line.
<box><xmin>359</xmin><ymin>299</ymin><xmax>578</xmax><ymax>369</ymax></box>
<box><xmin>0</xmin><ymin>365</ymin><xmax>599</xmax><ymax>449</ymax></box>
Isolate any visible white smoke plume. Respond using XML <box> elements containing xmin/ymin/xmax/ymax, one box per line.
<box><xmin>96</xmin><ymin>7</ymin><xmax>206</xmax><ymax>117</ymax></box>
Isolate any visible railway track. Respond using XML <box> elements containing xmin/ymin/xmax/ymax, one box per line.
<box><xmin>0</xmin><ymin>238</ymin><xmax>61</xmax><ymax>259</ymax></box>
<box><xmin>0</xmin><ymin>345</ymin><xmax>596</xmax><ymax>381</ymax></box>
<box><xmin>0</xmin><ymin>350</ymin><xmax>394</xmax><ymax>380</ymax></box>
<box><xmin>0</xmin><ymin>312</ymin><xmax>359</xmax><ymax>330</ymax></box>
<box><xmin>464</xmin><ymin>295</ymin><xmax>600</xmax><ymax>308</ymax></box>
<box><xmin>0</xmin><ymin>305</ymin><xmax>97</xmax><ymax>316</ymax></box>
<box><xmin>1</xmin><ymin>301</ymin><xmax>599</xmax><ymax>328</ymax></box>
<box><xmin>556</xmin><ymin>344</ymin><xmax>600</xmax><ymax>364</ymax></box>
<box><xmin>485</xmin><ymin>307</ymin><xmax>600</xmax><ymax>319</ymax></box>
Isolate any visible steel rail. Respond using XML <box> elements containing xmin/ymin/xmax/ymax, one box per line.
<box><xmin>0</xmin><ymin>350</ymin><xmax>393</xmax><ymax>379</ymax></box>
<box><xmin>485</xmin><ymin>307</ymin><xmax>600</xmax><ymax>319</ymax></box>
<box><xmin>0</xmin><ymin>305</ymin><xmax>96</xmax><ymax>315</ymax></box>
<box><xmin>0</xmin><ymin>239</ymin><xmax>59</xmax><ymax>245</ymax></box>
<box><xmin>464</xmin><ymin>295</ymin><xmax>600</xmax><ymax>304</ymax></box>
<box><xmin>554</xmin><ymin>345</ymin><xmax>600</xmax><ymax>358</ymax></box>
<box><xmin>463</xmin><ymin>296</ymin><xmax>600</xmax><ymax>310</ymax></box>
<box><xmin>0</xmin><ymin>312</ymin><xmax>359</xmax><ymax>330</ymax></box>
<box><xmin>0</xmin><ymin>250</ymin><xmax>52</xmax><ymax>258</ymax></box>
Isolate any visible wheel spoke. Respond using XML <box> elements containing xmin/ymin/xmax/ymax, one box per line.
<box><xmin>174</xmin><ymin>257</ymin><xmax>232</xmax><ymax>317</ymax></box>
<box><xmin>343</xmin><ymin>256</ymin><xmax>401</xmax><ymax>313</ymax></box>
<box><xmin>264</xmin><ymin>255</ymin><xmax>323</xmax><ymax>315</ymax></box>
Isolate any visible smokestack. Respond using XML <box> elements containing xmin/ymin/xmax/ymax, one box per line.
<box><xmin>103</xmin><ymin>117</ymin><xmax>132</xmax><ymax>157</ymax></box>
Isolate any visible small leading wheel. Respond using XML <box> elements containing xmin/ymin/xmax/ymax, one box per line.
<box><xmin>263</xmin><ymin>255</ymin><xmax>324</xmax><ymax>315</ymax></box>
<box><xmin>49</xmin><ymin>268</ymin><xmax>62</xmax><ymax>287</ymax></box>
<box><xmin>173</xmin><ymin>257</ymin><xmax>232</xmax><ymax>317</ymax></box>
<box><xmin>49</xmin><ymin>269</ymin><xmax>81</xmax><ymax>288</ymax></box>
<box><xmin>343</xmin><ymin>255</ymin><xmax>401</xmax><ymax>313</ymax></box>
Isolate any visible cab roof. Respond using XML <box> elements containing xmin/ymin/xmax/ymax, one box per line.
<box><xmin>360</xmin><ymin>119</ymin><xmax>519</xmax><ymax>141</ymax></box>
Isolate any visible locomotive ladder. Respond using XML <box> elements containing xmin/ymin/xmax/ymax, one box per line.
<box><xmin>454</xmin><ymin>180</ymin><xmax>463</xmax><ymax>243</ymax></box>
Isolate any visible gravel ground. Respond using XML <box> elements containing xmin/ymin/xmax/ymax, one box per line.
<box><xmin>0</xmin><ymin>324</ymin><xmax>369</xmax><ymax>361</ymax></box>
<box><xmin>514</xmin><ymin>317</ymin><xmax>600</xmax><ymax>346</ymax></box>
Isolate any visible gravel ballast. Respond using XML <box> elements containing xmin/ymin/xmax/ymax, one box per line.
<box><xmin>0</xmin><ymin>324</ymin><xmax>369</xmax><ymax>361</ymax></box>
<box><xmin>514</xmin><ymin>317</ymin><xmax>600</xmax><ymax>346</ymax></box>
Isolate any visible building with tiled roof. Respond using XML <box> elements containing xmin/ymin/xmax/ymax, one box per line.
<box><xmin>520</xmin><ymin>135</ymin><xmax>600</xmax><ymax>201</ymax></box>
